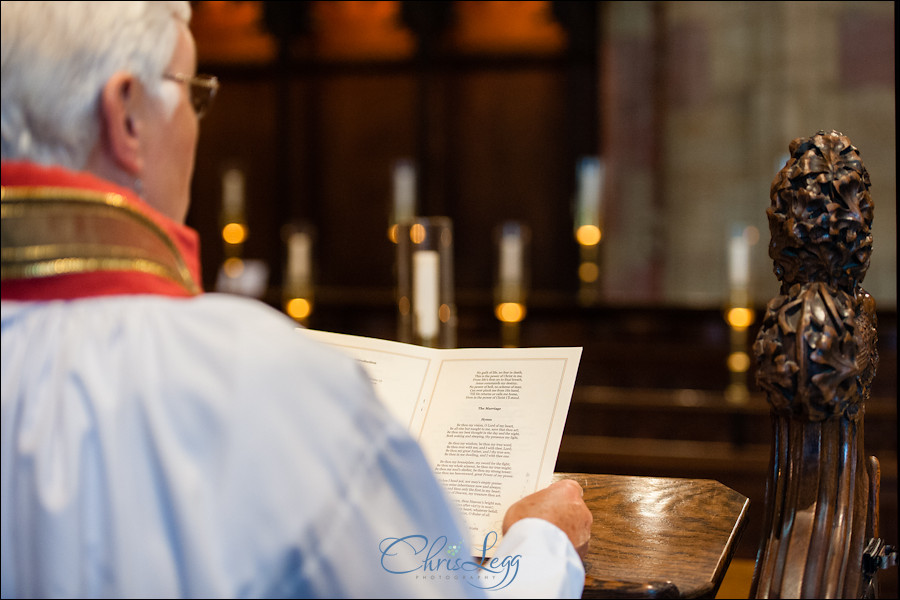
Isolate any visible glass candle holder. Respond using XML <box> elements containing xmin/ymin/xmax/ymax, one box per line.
<box><xmin>395</xmin><ymin>217</ymin><xmax>456</xmax><ymax>348</ymax></box>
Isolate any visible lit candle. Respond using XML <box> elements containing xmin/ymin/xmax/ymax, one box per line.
<box><xmin>413</xmin><ymin>250</ymin><xmax>440</xmax><ymax>340</ymax></box>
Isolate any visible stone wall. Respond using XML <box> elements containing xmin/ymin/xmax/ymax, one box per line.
<box><xmin>600</xmin><ymin>1</ymin><xmax>895</xmax><ymax>308</ymax></box>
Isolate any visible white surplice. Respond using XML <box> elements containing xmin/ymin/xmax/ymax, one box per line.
<box><xmin>1</xmin><ymin>293</ymin><xmax>584</xmax><ymax>598</ymax></box>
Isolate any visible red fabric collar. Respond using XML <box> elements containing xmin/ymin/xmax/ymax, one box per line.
<box><xmin>1</xmin><ymin>161</ymin><xmax>204</xmax><ymax>300</ymax></box>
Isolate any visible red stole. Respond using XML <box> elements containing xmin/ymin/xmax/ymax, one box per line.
<box><xmin>1</xmin><ymin>162</ymin><xmax>203</xmax><ymax>300</ymax></box>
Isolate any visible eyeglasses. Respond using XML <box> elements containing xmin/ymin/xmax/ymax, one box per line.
<box><xmin>163</xmin><ymin>73</ymin><xmax>219</xmax><ymax>118</ymax></box>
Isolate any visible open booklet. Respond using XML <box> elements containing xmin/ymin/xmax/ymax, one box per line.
<box><xmin>299</xmin><ymin>328</ymin><xmax>582</xmax><ymax>553</ymax></box>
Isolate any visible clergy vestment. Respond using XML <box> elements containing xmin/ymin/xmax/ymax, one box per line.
<box><xmin>1</xmin><ymin>162</ymin><xmax>584</xmax><ymax>598</ymax></box>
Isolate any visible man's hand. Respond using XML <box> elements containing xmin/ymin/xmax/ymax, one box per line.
<box><xmin>502</xmin><ymin>479</ymin><xmax>593</xmax><ymax>559</ymax></box>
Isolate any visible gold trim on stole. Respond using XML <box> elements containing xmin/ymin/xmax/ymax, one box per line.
<box><xmin>1</xmin><ymin>186</ymin><xmax>201</xmax><ymax>295</ymax></box>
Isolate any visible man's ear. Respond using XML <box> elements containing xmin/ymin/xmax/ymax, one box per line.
<box><xmin>98</xmin><ymin>72</ymin><xmax>144</xmax><ymax>176</ymax></box>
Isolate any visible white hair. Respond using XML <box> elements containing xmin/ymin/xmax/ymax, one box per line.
<box><xmin>1</xmin><ymin>1</ymin><xmax>191</xmax><ymax>169</ymax></box>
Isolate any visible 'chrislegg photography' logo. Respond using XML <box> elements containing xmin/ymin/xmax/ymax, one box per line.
<box><xmin>379</xmin><ymin>531</ymin><xmax>520</xmax><ymax>590</ymax></box>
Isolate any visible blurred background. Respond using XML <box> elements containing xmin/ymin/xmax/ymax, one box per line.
<box><xmin>185</xmin><ymin>1</ymin><xmax>896</xmax><ymax>595</ymax></box>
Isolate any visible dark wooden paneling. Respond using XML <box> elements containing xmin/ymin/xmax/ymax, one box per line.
<box><xmin>305</xmin><ymin>71</ymin><xmax>418</xmax><ymax>288</ymax></box>
<box><xmin>446</xmin><ymin>66</ymin><xmax>581</xmax><ymax>292</ymax></box>
<box><xmin>188</xmin><ymin>71</ymin><xmax>283</xmax><ymax>287</ymax></box>
<box><xmin>189</xmin><ymin>60</ymin><xmax>594</xmax><ymax>295</ymax></box>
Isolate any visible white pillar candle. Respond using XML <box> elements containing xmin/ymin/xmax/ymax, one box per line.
<box><xmin>576</xmin><ymin>157</ymin><xmax>603</xmax><ymax>227</ymax></box>
<box><xmin>413</xmin><ymin>249</ymin><xmax>440</xmax><ymax>340</ymax></box>
<box><xmin>287</xmin><ymin>231</ymin><xmax>311</xmax><ymax>284</ymax></box>
<box><xmin>222</xmin><ymin>168</ymin><xmax>245</xmax><ymax>217</ymax></box>
<box><xmin>729</xmin><ymin>227</ymin><xmax>750</xmax><ymax>288</ymax></box>
<box><xmin>499</xmin><ymin>230</ymin><xmax>523</xmax><ymax>286</ymax></box>
<box><xmin>393</xmin><ymin>159</ymin><xmax>416</xmax><ymax>223</ymax></box>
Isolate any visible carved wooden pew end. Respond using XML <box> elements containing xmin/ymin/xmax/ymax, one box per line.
<box><xmin>751</xmin><ymin>131</ymin><xmax>895</xmax><ymax>598</ymax></box>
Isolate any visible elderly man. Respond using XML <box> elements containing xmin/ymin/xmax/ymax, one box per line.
<box><xmin>1</xmin><ymin>2</ymin><xmax>591</xmax><ymax>598</ymax></box>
